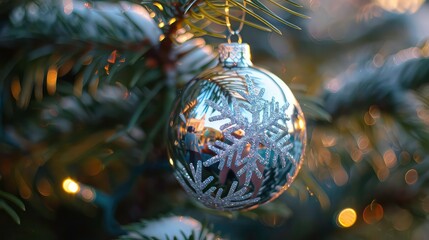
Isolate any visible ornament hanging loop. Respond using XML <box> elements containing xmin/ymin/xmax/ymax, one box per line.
<box><xmin>225</xmin><ymin>0</ymin><xmax>246</xmax><ymax>43</ymax></box>
<box><xmin>227</xmin><ymin>31</ymin><xmax>242</xmax><ymax>44</ymax></box>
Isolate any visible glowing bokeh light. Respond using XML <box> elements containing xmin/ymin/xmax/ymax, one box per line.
<box><xmin>405</xmin><ymin>169</ymin><xmax>418</xmax><ymax>185</ymax></box>
<box><xmin>19</xmin><ymin>184</ymin><xmax>32</xmax><ymax>199</ymax></box>
<box><xmin>392</xmin><ymin>208</ymin><xmax>413</xmax><ymax>231</ymax></box>
<box><xmin>62</xmin><ymin>178</ymin><xmax>80</xmax><ymax>194</ymax></box>
<box><xmin>363</xmin><ymin>202</ymin><xmax>384</xmax><ymax>224</ymax></box>
<box><xmin>369</xmin><ymin>105</ymin><xmax>381</xmax><ymax>118</ymax></box>
<box><xmin>47</xmin><ymin>66</ymin><xmax>58</xmax><ymax>95</ymax></box>
<box><xmin>383</xmin><ymin>149</ymin><xmax>397</xmax><ymax>168</ymax></box>
<box><xmin>376</xmin><ymin>0</ymin><xmax>424</xmax><ymax>14</ymax></box>
<box><xmin>421</xmin><ymin>196</ymin><xmax>429</xmax><ymax>213</ymax></box>
<box><xmin>153</xmin><ymin>2</ymin><xmax>164</xmax><ymax>11</ymax></box>
<box><xmin>364</xmin><ymin>112</ymin><xmax>376</xmax><ymax>126</ymax></box>
<box><xmin>337</xmin><ymin>208</ymin><xmax>357</xmax><ymax>228</ymax></box>
<box><xmin>357</xmin><ymin>135</ymin><xmax>370</xmax><ymax>150</ymax></box>
<box><xmin>321</xmin><ymin>133</ymin><xmax>337</xmax><ymax>147</ymax></box>
<box><xmin>63</xmin><ymin>0</ymin><xmax>73</xmax><ymax>15</ymax></box>
<box><xmin>11</xmin><ymin>77</ymin><xmax>21</xmax><ymax>101</ymax></box>
<box><xmin>81</xmin><ymin>187</ymin><xmax>95</xmax><ymax>202</ymax></box>
<box><xmin>37</xmin><ymin>178</ymin><xmax>53</xmax><ymax>197</ymax></box>
<box><xmin>294</xmin><ymin>117</ymin><xmax>306</xmax><ymax>131</ymax></box>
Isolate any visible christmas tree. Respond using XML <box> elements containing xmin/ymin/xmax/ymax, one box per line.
<box><xmin>1</xmin><ymin>0</ymin><xmax>429</xmax><ymax>239</ymax></box>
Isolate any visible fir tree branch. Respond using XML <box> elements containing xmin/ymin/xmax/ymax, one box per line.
<box><xmin>322</xmin><ymin>57</ymin><xmax>429</xmax><ymax>148</ymax></box>
<box><xmin>144</xmin><ymin>0</ymin><xmax>308</xmax><ymax>37</ymax></box>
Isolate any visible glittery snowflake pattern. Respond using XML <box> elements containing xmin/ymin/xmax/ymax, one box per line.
<box><xmin>204</xmin><ymin>75</ymin><xmax>297</xmax><ymax>186</ymax></box>
<box><xmin>175</xmin><ymin>161</ymin><xmax>260</xmax><ymax>210</ymax></box>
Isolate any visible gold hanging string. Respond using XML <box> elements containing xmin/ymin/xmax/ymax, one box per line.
<box><xmin>225</xmin><ymin>0</ymin><xmax>246</xmax><ymax>43</ymax></box>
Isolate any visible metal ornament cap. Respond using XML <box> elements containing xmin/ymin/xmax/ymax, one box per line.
<box><xmin>218</xmin><ymin>43</ymin><xmax>253</xmax><ymax>68</ymax></box>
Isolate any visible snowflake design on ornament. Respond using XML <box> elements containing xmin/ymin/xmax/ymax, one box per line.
<box><xmin>175</xmin><ymin>161</ymin><xmax>260</xmax><ymax>210</ymax></box>
<box><xmin>204</xmin><ymin>75</ymin><xmax>297</xmax><ymax>186</ymax></box>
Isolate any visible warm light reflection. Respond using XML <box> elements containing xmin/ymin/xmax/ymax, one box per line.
<box><xmin>363</xmin><ymin>201</ymin><xmax>384</xmax><ymax>224</ymax></box>
<box><xmin>63</xmin><ymin>0</ymin><xmax>73</xmax><ymax>15</ymax></box>
<box><xmin>321</xmin><ymin>133</ymin><xmax>336</xmax><ymax>147</ymax></box>
<box><xmin>19</xmin><ymin>184</ymin><xmax>32</xmax><ymax>199</ymax></box>
<box><xmin>376</xmin><ymin>168</ymin><xmax>390</xmax><ymax>182</ymax></box>
<box><xmin>376</xmin><ymin>0</ymin><xmax>424</xmax><ymax>14</ymax></box>
<box><xmin>383</xmin><ymin>149</ymin><xmax>397</xmax><ymax>168</ymax></box>
<box><xmin>417</xmin><ymin>106</ymin><xmax>429</xmax><ymax>124</ymax></box>
<box><xmin>11</xmin><ymin>77</ymin><xmax>21</xmax><ymax>101</ymax></box>
<box><xmin>422</xmin><ymin>41</ymin><xmax>429</xmax><ymax>57</ymax></box>
<box><xmin>108</xmin><ymin>50</ymin><xmax>117</xmax><ymax>64</ymax></box>
<box><xmin>421</xmin><ymin>196</ymin><xmax>429</xmax><ymax>213</ymax></box>
<box><xmin>168</xmin><ymin>18</ymin><xmax>177</xmax><ymax>25</ymax></box>
<box><xmin>260</xmin><ymin>214</ymin><xmax>285</xmax><ymax>227</ymax></box>
<box><xmin>153</xmin><ymin>2</ymin><xmax>164</xmax><ymax>11</ymax></box>
<box><xmin>357</xmin><ymin>135</ymin><xmax>370</xmax><ymax>150</ymax></box>
<box><xmin>369</xmin><ymin>105</ymin><xmax>380</xmax><ymax>118</ymax></box>
<box><xmin>351</xmin><ymin>149</ymin><xmax>363</xmax><ymax>162</ymax></box>
<box><xmin>58</xmin><ymin>61</ymin><xmax>73</xmax><ymax>77</ymax></box>
<box><xmin>364</xmin><ymin>112</ymin><xmax>376</xmax><ymax>125</ymax></box>
<box><xmin>405</xmin><ymin>169</ymin><xmax>418</xmax><ymax>185</ymax></box>
<box><xmin>295</xmin><ymin>117</ymin><xmax>306</xmax><ymax>131</ymax></box>
<box><xmin>392</xmin><ymin>208</ymin><xmax>413</xmax><ymax>231</ymax></box>
<box><xmin>413</xmin><ymin>152</ymin><xmax>422</xmax><ymax>163</ymax></box>
<box><xmin>89</xmin><ymin>77</ymin><xmax>99</xmax><ymax>96</ymax></box>
<box><xmin>325</xmin><ymin>78</ymin><xmax>342</xmax><ymax>93</ymax></box>
<box><xmin>393</xmin><ymin>47</ymin><xmax>421</xmax><ymax>65</ymax></box>
<box><xmin>74</xmin><ymin>73</ymin><xmax>83</xmax><ymax>96</ymax></box>
<box><xmin>337</xmin><ymin>208</ymin><xmax>357</xmax><ymax>228</ymax></box>
<box><xmin>81</xmin><ymin>187</ymin><xmax>95</xmax><ymax>202</ymax></box>
<box><xmin>47</xmin><ymin>66</ymin><xmax>58</xmax><ymax>95</ymax></box>
<box><xmin>37</xmin><ymin>178</ymin><xmax>53</xmax><ymax>197</ymax></box>
<box><xmin>104</xmin><ymin>64</ymin><xmax>110</xmax><ymax>75</ymax></box>
<box><xmin>159</xmin><ymin>34</ymin><xmax>165</xmax><ymax>41</ymax></box>
<box><xmin>169</xmin><ymin>158</ymin><xmax>174</xmax><ymax>166</ymax></box>
<box><xmin>333</xmin><ymin>168</ymin><xmax>349</xmax><ymax>186</ymax></box>
<box><xmin>372</xmin><ymin>53</ymin><xmax>385</xmax><ymax>68</ymax></box>
<box><xmin>176</xmin><ymin>32</ymin><xmax>194</xmax><ymax>43</ymax></box>
<box><xmin>62</xmin><ymin>178</ymin><xmax>80</xmax><ymax>194</ymax></box>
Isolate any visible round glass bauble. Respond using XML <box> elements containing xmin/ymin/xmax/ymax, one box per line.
<box><xmin>167</xmin><ymin>43</ymin><xmax>306</xmax><ymax>211</ymax></box>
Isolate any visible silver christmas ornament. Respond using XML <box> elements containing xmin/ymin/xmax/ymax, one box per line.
<box><xmin>167</xmin><ymin>42</ymin><xmax>306</xmax><ymax>211</ymax></box>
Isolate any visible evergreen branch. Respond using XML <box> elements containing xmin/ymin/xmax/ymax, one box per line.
<box><xmin>0</xmin><ymin>0</ymin><xmax>162</xmax><ymax>108</ymax></box>
<box><xmin>230</xmin><ymin>0</ymin><xmax>301</xmax><ymax>30</ymax></box>
<box><xmin>0</xmin><ymin>190</ymin><xmax>25</xmax><ymax>211</ymax></box>
<box><xmin>0</xmin><ymin>199</ymin><xmax>21</xmax><ymax>225</ymax></box>
<box><xmin>146</xmin><ymin>0</ymin><xmax>308</xmax><ymax>37</ymax></box>
<box><xmin>202</xmin><ymin>1</ymin><xmax>272</xmax><ymax>32</ymax></box>
<box><xmin>120</xmin><ymin>216</ymin><xmax>219</xmax><ymax>240</ymax></box>
<box><xmin>0</xmin><ymin>190</ymin><xmax>25</xmax><ymax>225</ymax></box>
<box><xmin>267</xmin><ymin>0</ymin><xmax>310</xmax><ymax>19</ymax></box>
<box><xmin>322</xmin><ymin>57</ymin><xmax>429</xmax><ymax>148</ymax></box>
<box><xmin>283</xmin><ymin>0</ymin><xmax>304</xmax><ymax>8</ymax></box>
<box><xmin>323</xmin><ymin>58</ymin><xmax>429</xmax><ymax>118</ymax></box>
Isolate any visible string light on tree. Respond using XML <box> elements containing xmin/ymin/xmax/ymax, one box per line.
<box><xmin>337</xmin><ymin>208</ymin><xmax>357</xmax><ymax>228</ymax></box>
<box><xmin>62</xmin><ymin>178</ymin><xmax>80</xmax><ymax>194</ymax></box>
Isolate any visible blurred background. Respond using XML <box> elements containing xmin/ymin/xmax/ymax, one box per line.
<box><xmin>1</xmin><ymin>0</ymin><xmax>429</xmax><ymax>239</ymax></box>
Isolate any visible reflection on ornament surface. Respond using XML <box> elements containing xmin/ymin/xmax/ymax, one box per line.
<box><xmin>168</xmin><ymin>43</ymin><xmax>306</xmax><ymax>210</ymax></box>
